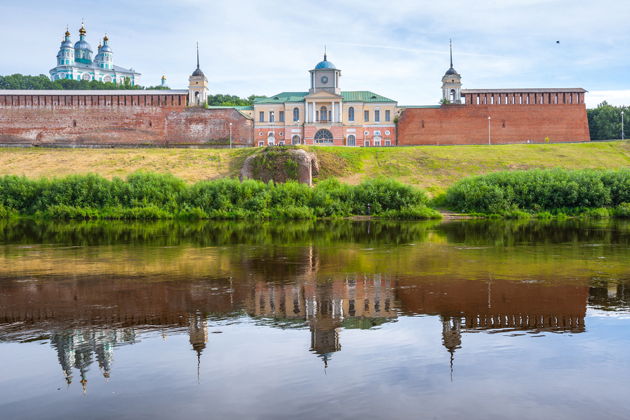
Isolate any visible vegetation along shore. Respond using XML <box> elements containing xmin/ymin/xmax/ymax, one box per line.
<box><xmin>0</xmin><ymin>168</ymin><xmax>627</xmax><ymax>221</ymax></box>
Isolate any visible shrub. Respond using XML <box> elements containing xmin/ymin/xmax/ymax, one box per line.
<box><xmin>445</xmin><ymin>169</ymin><xmax>628</xmax><ymax>214</ymax></box>
<box><xmin>377</xmin><ymin>205</ymin><xmax>442</xmax><ymax>220</ymax></box>
<box><xmin>613</xmin><ymin>203</ymin><xmax>630</xmax><ymax>218</ymax></box>
<box><xmin>0</xmin><ymin>173</ymin><xmax>433</xmax><ymax>220</ymax></box>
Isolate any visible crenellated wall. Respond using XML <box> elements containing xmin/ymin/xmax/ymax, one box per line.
<box><xmin>0</xmin><ymin>90</ymin><xmax>254</xmax><ymax>146</ymax></box>
<box><xmin>397</xmin><ymin>103</ymin><xmax>590</xmax><ymax>145</ymax></box>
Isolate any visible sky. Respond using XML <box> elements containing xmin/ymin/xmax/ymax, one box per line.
<box><xmin>1</xmin><ymin>0</ymin><xmax>629</xmax><ymax>107</ymax></box>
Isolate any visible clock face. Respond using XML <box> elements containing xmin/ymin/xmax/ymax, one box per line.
<box><xmin>321</xmin><ymin>76</ymin><xmax>329</xmax><ymax>84</ymax></box>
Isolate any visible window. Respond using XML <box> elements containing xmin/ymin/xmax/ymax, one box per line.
<box><xmin>270</xmin><ymin>111</ymin><xmax>275</xmax><ymax>123</ymax></box>
<box><xmin>348</xmin><ymin>107</ymin><xmax>355</xmax><ymax>121</ymax></box>
<box><xmin>278</xmin><ymin>141</ymin><xmax>285</xmax><ymax>146</ymax></box>
<box><xmin>292</xmin><ymin>135</ymin><xmax>301</xmax><ymax>145</ymax></box>
<box><xmin>314</xmin><ymin>129</ymin><xmax>333</xmax><ymax>144</ymax></box>
<box><xmin>259</xmin><ymin>111</ymin><xmax>264</xmax><ymax>122</ymax></box>
<box><xmin>279</xmin><ymin>111</ymin><xmax>285</xmax><ymax>122</ymax></box>
<box><xmin>385</xmin><ymin>140</ymin><xmax>391</xmax><ymax>146</ymax></box>
<box><xmin>320</xmin><ymin>106</ymin><xmax>328</xmax><ymax>122</ymax></box>
<box><xmin>375</xmin><ymin>110</ymin><xmax>380</xmax><ymax>122</ymax></box>
<box><xmin>293</xmin><ymin>107</ymin><xmax>299</xmax><ymax>122</ymax></box>
<box><xmin>364</xmin><ymin>140</ymin><xmax>370</xmax><ymax>147</ymax></box>
<box><xmin>374</xmin><ymin>130</ymin><xmax>381</xmax><ymax>136</ymax></box>
<box><xmin>347</xmin><ymin>135</ymin><xmax>356</xmax><ymax>146</ymax></box>
<box><xmin>258</xmin><ymin>141</ymin><xmax>264</xmax><ymax>147</ymax></box>
<box><xmin>364</xmin><ymin>110</ymin><xmax>369</xmax><ymax>122</ymax></box>
<box><xmin>385</xmin><ymin>110</ymin><xmax>391</xmax><ymax>122</ymax></box>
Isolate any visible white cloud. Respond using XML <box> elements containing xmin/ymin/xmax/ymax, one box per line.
<box><xmin>586</xmin><ymin>91</ymin><xmax>630</xmax><ymax>108</ymax></box>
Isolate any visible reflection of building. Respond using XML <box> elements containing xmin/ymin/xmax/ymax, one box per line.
<box><xmin>50</xmin><ymin>328</ymin><xmax>136</xmax><ymax>392</ymax></box>
<box><xmin>249</xmin><ymin>273</ymin><xmax>397</xmax><ymax>366</ymax></box>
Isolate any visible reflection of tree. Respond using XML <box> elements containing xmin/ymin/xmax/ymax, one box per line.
<box><xmin>0</xmin><ymin>219</ymin><xmax>439</xmax><ymax>248</ymax></box>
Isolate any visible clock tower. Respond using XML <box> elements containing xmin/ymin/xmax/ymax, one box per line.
<box><xmin>309</xmin><ymin>52</ymin><xmax>341</xmax><ymax>95</ymax></box>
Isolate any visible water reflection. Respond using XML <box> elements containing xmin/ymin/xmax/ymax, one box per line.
<box><xmin>0</xmin><ymin>219</ymin><xmax>629</xmax><ymax>404</ymax></box>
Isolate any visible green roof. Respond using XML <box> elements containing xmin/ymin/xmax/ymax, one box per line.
<box><xmin>399</xmin><ymin>105</ymin><xmax>441</xmax><ymax>109</ymax></box>
<box><xmin>253</xmin><ymin>91</ymin><xmax>396</xmax><ymax>104</ymax></box>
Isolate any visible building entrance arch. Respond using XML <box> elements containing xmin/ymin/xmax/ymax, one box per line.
<box><xmin>314</xmin><ymin>129</ymin><xmax>333</xmax><ymax>144</ymax></box>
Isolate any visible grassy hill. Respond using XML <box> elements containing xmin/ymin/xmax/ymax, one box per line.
<box><xmin>0</xmin><ymin>141</ymin><xmax>628</xmax><ymax>194</ymax></box>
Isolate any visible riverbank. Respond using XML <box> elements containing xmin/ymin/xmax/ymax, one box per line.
<box><xmin>0</xmin><ymin>141</ymin><xmax>628</xmax><ymax>193</ymax></box>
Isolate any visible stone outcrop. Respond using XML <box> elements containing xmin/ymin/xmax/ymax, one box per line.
<box><xmin>241</xmin><ymin>148</ymin><xmax>319</xmax><ymax>185</ymax></box>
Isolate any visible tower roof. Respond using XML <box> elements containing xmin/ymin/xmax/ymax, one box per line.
<box><xmin>444</xmin><ymin>39</ymin><xmax>459</xmax><ymax>76</ymax></box>
<box><xmin>191</xmin><ymin>42</ymin><xmax>205</xmax><ymax>77</ymax></box>
<box><xmin>314</xmin><ymin>49</ymin><xmax>336</xmax><ymax>69</ymax></box>
<box><xmin>100</xmin><ymin>35</ymin><xmax>112</xmax><ymax>53</ymax></box>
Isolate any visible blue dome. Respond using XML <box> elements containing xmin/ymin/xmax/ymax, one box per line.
<box><xmin>100</xmin><ymin>44</ymin><xmax>112</xmax><ymax>53</ymax></box>
<box><xmin>60</xmin><ymin>39</ymin><xmax>73</xmax><ymax>49</ymax></box>
<box><xmin>315</xmin><ymin>60</ymin><xmax>336</xmax><ymax>69</ymax></box>
<box><xmin>74</xmin><ymin>39</ymin><xmax>92</xmax><ymax>52</ymax></box>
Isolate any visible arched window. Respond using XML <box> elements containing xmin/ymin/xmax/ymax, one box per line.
<box><xmin>320</xmin><ymin>106</ymin><xmax>328</xmax><ymax>122</ymax></box>
<box><xmin>314</xmin><ymin>129</ymin><xmax>333</xmax><ymax>144</ymax></box>
<box><xmin>450</xmin><ymin>89</ymin><xmax>456</xmax><ymax>102</ymax></box>
<box><xmin>347</xmin><ymin>135</ymin><xmax>356</xmax><ymax>146</ymax></box>
<box><xmin>293</xmin><ymin>107</ymin><xmax>299</xmax><ymax>122</ymax></box>
<box><xmin>348</xmin><ymin>107</ymin><xmax>355</xmax><ymax>121</ymax></box>
<box><xmin>292</xmin><ymin>135</ymin><xmax>301</xmax><ymax>145</ymax></box>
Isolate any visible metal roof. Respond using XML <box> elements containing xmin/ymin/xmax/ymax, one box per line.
<box><xmin>253</xmin><ymin>91</ymin><xmax>396</xmax><ymax>104</ymax></box>
<box><xmin>0</xmin><ymin>89</ymin><xmax>188</xmax><ymax>95</ymax></box>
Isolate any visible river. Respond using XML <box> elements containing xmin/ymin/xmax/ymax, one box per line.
<box><xmin>0</xmin><ymin>219</ymin><xmax>628</xmax><ymax>419</ymax></box>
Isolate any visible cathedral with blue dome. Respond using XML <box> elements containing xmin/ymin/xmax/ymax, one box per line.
<box><xmin>49</xmin><ymin>24</ymin><xmax>141</xmax><ymax>85</ymax></box>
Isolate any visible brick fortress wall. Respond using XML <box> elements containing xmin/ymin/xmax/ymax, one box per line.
<box><xmin>0</xmin><ymin>91</ymin><xmax>254</xmax><ymax>146</ymax></box>
<box><xmin>397</xmin><ymin>89</ymin><xmax>590</xmax><ymax>145</ymax></box>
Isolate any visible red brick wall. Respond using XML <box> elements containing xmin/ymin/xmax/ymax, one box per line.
<box><xmin>0</xmin><ymin>95</ymin><xmax>254</xmax><ymax>146</ymax></box>
<box><xmin>397</xmin><ymin>104</ymin><xmax>590</xmax><ymax>145</ymax></box>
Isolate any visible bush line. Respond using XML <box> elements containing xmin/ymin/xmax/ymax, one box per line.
<box><xmin>444</xmin><ymin>169</ymin><xmax>630</xmax><ymax>218</ymax></box>
<box><xmin>0</xmin><ymin>173</ymin><xmax>441</xmax><ymax>220</ymax></box>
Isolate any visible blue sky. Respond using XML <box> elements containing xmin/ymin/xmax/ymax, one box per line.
<box><xmin>1</xmin><ymin>0</ymin><xmax>629</xmax><ymax>107</ymax></box>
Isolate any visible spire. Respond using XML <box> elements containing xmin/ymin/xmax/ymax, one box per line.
<box><xmin>449</xmin><ymin>39</ymin><xmax>453</xmax><ymax>68</ymax></box>
<box><xmin>324</xmin><ymin>45</ymin><xmax>327</xmax><ymax>61</ymax></box>
<box><xmin>65</xmin><ymin>25</ymin><xmax>70</xmax><ymax>38</ymax></box>
<box><xmin>196</xmin><ymin>42</ymin><xmax>200</xmax><ymax>70</ymax></box>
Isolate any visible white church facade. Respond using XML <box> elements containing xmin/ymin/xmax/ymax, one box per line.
<box><xmin>49</xmin><ymin>24</ymin><xmax>141</xmax><ymax>85</ymax></box>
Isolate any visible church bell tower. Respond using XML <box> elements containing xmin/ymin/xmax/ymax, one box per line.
<box><xmin>188</xmin><ymin>43</ymin><xmax>208</xmax><ymax>107</ymax></box>
<box><xmin>441</xmin><ymin>40</ymin><xmax>462</xmax><ymax>104</ymax></box>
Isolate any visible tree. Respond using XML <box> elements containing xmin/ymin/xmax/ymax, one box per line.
<box><xmin>207</xmin><ymin>94</ymin><xmax>264</xmax><ymax>106</ymax></box>
<box><xmin>0</xmin><ymin>73</ymin><xmax>155</xmax><ymax>91</ymax></box>
<box><xmin>587</xmin><ymin>102</ymin><xmax>629</xmax><ymax>140</ymax></box>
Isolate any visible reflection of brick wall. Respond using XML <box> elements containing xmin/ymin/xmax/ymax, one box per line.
<box><xmin>397</xmin><ymin>104</ymin><xmax>590</xmax><ymax>145</ymax></box>
<box><xmin>0</xmin><ymin>94</ymin><xmax>253</xmax><ymax>146</ymax></box>
<box><xmin>396</xmin><ymin>279</ymin><xmax>587</xmax><ymax>331</ymax></box>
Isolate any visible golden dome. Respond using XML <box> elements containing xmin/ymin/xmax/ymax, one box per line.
<box><xmin>79</xmin><ymin>25</ymin><xmax>86</xmax><ymax>36</ymax></box>
<box><xmin>103</xmin><ymin>34</ymin><xmax>109</xmax><ymax>42</ymax></box>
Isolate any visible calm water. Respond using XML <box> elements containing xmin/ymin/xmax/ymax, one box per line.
<box><xmin>0</xmin><ymin>219</ymin><xmax>629</xmax><ymax>420</ymax></box>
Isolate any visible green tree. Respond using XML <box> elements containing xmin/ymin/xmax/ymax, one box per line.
<box><xmin>0</xmin><ymin>73</ymin><xmax>159</xmax><ymax>91</ymax></box>
<box><xmin>587</xmin><ymin>102</ymin><xmax>629</xmax><ymax>140</ymax></box>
